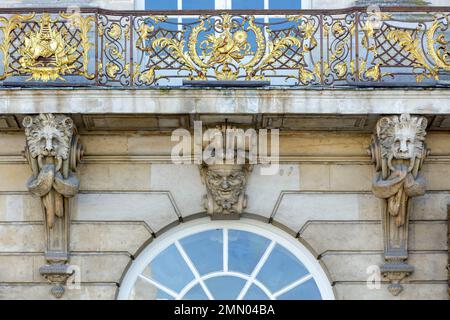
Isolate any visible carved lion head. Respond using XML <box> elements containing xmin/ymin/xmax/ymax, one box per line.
<box><xmin>376</xmin><ymin>114</ymin><xmax>427</xmax><ymax>162</ymax></box>
<box><xmin>23</xmin><ymin>114</ymin><xmax>74</xmax><ymax>160</ymax></box>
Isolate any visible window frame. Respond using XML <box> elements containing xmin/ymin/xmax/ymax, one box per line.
<box><xmin>135</xmin><ymin>0</ymin><xmax>311</xmax><ymax>10</ymax></box>
<box><xmin>117</xmin><ymin>218</ymin><xmax>335</xmax><ymax>300</ymax></box>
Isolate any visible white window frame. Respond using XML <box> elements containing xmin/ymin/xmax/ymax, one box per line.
<box><xmin>135</xmin><ymin>0</ymin><xmax>311</xmax><ymax>10</ymax></box>
<box><xmin>117</xmin><ymin>218</ymin><xmax>335</xmax><ymax>300</ymax></box>
<box><xmin>135</xmin><ymin>0</ymin><xmax>309</xmax><ymax>35</ymax></box>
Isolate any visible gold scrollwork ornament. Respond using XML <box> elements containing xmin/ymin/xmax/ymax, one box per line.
<box><xmin>427</xmin><ymin>19</ymin><xmax>450</xmax><ymax>71</ymax></box>
<box><xmin>152</xmin><ymin>14</ymin><xmax>302</xmax><ymax>82</ymax></box>
<box><xmin>0</xmin><ymin>13</ymin><xmax>35</xmax><ymax>80</ymax></box>
<box><xmin>60</xmin><ymin>12</ymin><xmax>96</xmax><ymax>80</ymax></box>
<box><xmin>388</xmin><ymin>29</ymin><xmax>438</xmax><ymax>82</ymax></box>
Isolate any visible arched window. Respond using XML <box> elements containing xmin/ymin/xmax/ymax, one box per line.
<box><xmin>118</xmin><ymin>219</ymin><xmax>334</xmax><ymax>300</ymax></box>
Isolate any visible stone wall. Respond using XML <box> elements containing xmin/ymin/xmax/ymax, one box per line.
<box><xmin>0</xmin><ymin>131</ymin><xmax>447</xmax><ymax>300</ymax></box>
<box><xmin>0</xmin><ymin>0</ymin><xmax>448</xmax><ymax>302</ymax></box>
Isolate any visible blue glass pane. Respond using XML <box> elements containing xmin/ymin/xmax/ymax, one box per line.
<box><xmin>278</xmin><ymin>279</ymin><xmax>322</xmax><ymax>300</ymax></box>
<box><xmin>183</xmin><ymin>284</ymin><xmax>209</xmax><ymax>300</ymax></box>
<box><xmin>205</xmin><ymin>276</ymin><xmax>246</xmax><ymax>300</ymax></box>
<box><xmin>269</xmin><ymin>0</ymin><xmax>301</xmax><ymax>9</ymax></box>
<box><xmin>243</xmin><ymin>284</ymin><xmax>270</xmax><ymax>300</ymax></box>
<box><xmin>146</xmin><ymin>244</ymin><xmax>194</xmax><ymax>293</ymax></box>
<box><xmin>231</xmin><ymin>0</ymin><xmax>264</xmax><ymax>9</ymax></box>
<box><xmin>228</xmin><ymin>230</ymin><xmax>270</xmax><ymax>275</ymax></box>
<box><xmin>157</xmin><ymin>290</ymin><xmax>175</xmax><ymax>300</ymax></box>
<box><xmin>256</xmin><ymin>244</ymin><xmax>309</xmax><ymax>293</ymax></box>
<box><xmin>183</xmin><ymin>0</ymin><xmax>215</xmax><ymax>10</ymax></box>
<box><xmin>145</xmin><ymin>0</ymin><xmax>178</xmax><ymax>10</ymax></box>
<box><xmin>180</xmin><ymin>229</ymin><xmax>223</xmax><ymax>276</ymax></box>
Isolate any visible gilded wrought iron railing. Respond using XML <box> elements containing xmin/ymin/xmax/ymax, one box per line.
<box><xmin>0</xmin><ymin>7</ymin><xmax>449</xmax><ymax>87</ymax></box>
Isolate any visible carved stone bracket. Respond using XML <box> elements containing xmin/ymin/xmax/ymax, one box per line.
<box><xmin>199</xmin><ymin>124</ymin><xmax>253</xmax><ymax>220</ymax></box>
<box><xmin>39</xmin><ymin>263</ymin><xmax>74</xmax><ymax>299</ymax></box>
<box><xmin>369</xmin><ymin>114</ymin><xmax>429</xmax><ymax>296</ymax></box>
<box><xmin>23</xmin><ymin>114</ymin><xmax>84</xmax><ymax>298</ymax></box>
<box><xmin>380</xmin><ymin>262</ymin><xmax>414</xmax><ymax>296</ymax></box>
<box><xmin>200</xmin><ymin>164</ymin><xmax>252</xmax><ymax>220</ymax></box>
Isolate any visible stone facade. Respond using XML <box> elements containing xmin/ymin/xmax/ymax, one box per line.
<box><xmin>0</xmin><ymin>0</ymin><xmax>448</xmax><ymax>300</ymax></box>
<box><xmin>0</xmin><ymin>124</ymin><xmax>448</xmax><ymax>299</ymax></box>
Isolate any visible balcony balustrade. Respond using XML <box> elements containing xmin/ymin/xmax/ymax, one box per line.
<box><xmin>0</xmin><ymin>6</ymin><xmax>449</xmax><ymax>88</ymax></box>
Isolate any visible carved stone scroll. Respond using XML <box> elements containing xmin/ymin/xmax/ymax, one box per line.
<box><xmin>369</xmin><ymin>114</ymin><xmax>429</xmax><ymax>296</ymax></box>
<box><xmin>23</xmin><ymin>114</ymin><xmax>84</xmax><ymax>298</ymax></box>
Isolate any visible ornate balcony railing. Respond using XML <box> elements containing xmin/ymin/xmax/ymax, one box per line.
<box><xmin>0</xmin><ymin>6</ymin><xmax>449</xmax><ymax>88</ymax></box>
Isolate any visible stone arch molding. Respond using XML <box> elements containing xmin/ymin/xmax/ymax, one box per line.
<box><xmin>117</xmin><ymin>218</ymin><xmax>335</xmax><ymax>300</ymax></box>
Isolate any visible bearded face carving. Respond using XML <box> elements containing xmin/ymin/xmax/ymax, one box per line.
<box><xmin>23</xmin><ymin>114</ymin><xmax>83</xmax><ymax>229</ymax></box>
<box><xmin>201</xmin><ymin>164</ymin><xmax>251</xmax><ymax>219</ymax></box>
<box><xmin>369</xmin><ymin>114</ymin><xmax>429</xmax><ymax>296</ymax></box>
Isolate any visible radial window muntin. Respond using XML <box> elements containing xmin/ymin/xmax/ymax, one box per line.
<box><xmin>117</xmin><ymin>218</ymin><xmax>335</xmax><ymax>300</ymax></box>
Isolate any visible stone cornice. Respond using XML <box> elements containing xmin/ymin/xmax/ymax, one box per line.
<box><xmin>1</xmin><ymin>89</ymin><xmax>450</xmax><ymax>114</ymax></box>
<box><xmin>2</xmin><ymin>154</ymin><xmax>450</xmax><ymax>164</ymax></box>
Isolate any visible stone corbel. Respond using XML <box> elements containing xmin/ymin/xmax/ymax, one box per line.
<box><xmin>199</xmin><ymin>124</ymin><xmax>253</xmax><ymax>220</ymax></box>
<box><xmin>368</xmin><ymin>114</ymin><xmax>429</xmax><ymax>296</ymax></box>
<box><xmin>200</xmin><ymin>164</ymin><xmax>252</xmax><ymax>220</ymax></box>
<box><xmin>23</xmin><ymin>114</ymin><xmax>84</xmax><ymax>298</ymax></box>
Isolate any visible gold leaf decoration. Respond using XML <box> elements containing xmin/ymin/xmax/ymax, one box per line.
<box><xmin>0</xmin><ymin>13</ymin><xmax>35</xmax><ymax>80</ymax></box>
<box><xmin>106</xmin><ymin>62</ymin><xmax>119</xmax><ymax>78</ymax></box>
<box><xmin>60</xmin><ymin>12</ymin><xmax>96</xmax><ymax>80</ymax></box>
<box><xmin>18</xmin><ymin>13</ymin><xmax>77</xmax><ymax>81</ymax></box>
<box><xmin>108</xmin><ymin>23</ymin><xmax>122</xmax><ymax>41</ymax></box>
<box><xmin>427</xmin><ymin>19</ymin><xmax>450</xmax><ymax>71</ymax></box>
<box><xmin>140</xmin><ymin>66</ymin><xmax>157</xmax><ymax>85</ymax></box>
<box><xmin>387</xmin><ymin>29</ymin><xmax>438</xmax><ymax>81</ymax></box>
<box><xmin>298</xmin><ymin>65</ymin><xmax>314</xmax><ymax>84</ymax></box>
<box><xmin>334</xmin><ymin>62</ymin><xmax>347</xmax><ymax>79</ymax></box>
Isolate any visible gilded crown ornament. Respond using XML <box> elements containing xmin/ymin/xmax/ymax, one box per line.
<box><xmin>19</xmin><ymin>13</ymin><xmax>77</xmax><ymax>81</ymax></box>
